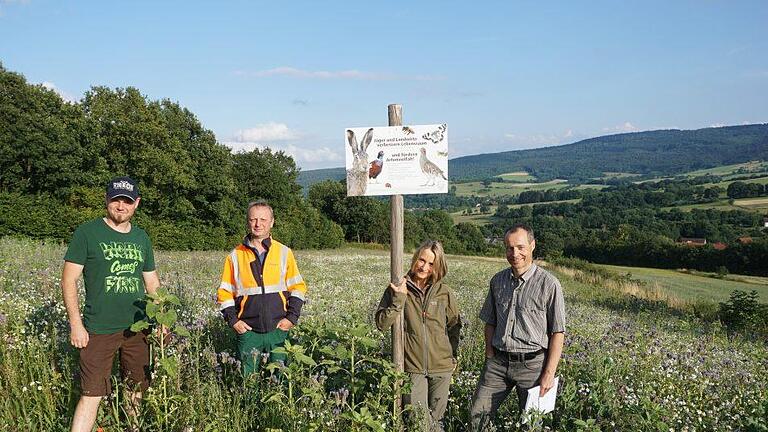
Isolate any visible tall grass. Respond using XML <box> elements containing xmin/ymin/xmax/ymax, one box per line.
<box><xmin>0</xmin><ymin>237</ymin><xmax>766</xmax><ymax>431</ymax></box>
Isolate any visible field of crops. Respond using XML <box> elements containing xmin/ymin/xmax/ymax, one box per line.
<box><xmin>1</xmin><ymin>237</ymin><xmax>767</xmax><ymax>431</ymax></box>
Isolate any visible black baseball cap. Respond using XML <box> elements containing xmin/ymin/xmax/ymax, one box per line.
<box><xmin>106</xmin><ymin>176</ymin><xmax>139</xmax><ymax>201</ymax></box>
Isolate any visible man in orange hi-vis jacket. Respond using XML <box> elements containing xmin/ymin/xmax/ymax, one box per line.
<box><xmin>217</xmin><ymin>200</ymin><xmax>307</xmax><ymax>376</ymax></box>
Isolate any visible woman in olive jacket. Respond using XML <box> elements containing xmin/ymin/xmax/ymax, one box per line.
<box><xmin>376</xmin><ymin>240</ymin><xmax>462</xmax><ymax>431</ymax></box>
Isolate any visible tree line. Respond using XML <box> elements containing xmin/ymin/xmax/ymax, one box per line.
<box><xmin>0</xmin><ymin>64</ymin><xmax>341</xmax><ymax>250</ymax></box>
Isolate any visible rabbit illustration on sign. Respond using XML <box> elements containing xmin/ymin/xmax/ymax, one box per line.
<box><xmin>346</xmin><ymin>128</ymin><xmax>374</xmax><ymax>196</ymax></box>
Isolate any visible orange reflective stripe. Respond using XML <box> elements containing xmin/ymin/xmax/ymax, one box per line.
<box><xmin>278</xmin><ymin>291</ymin><xmax>287</xmax><ymax>312</ymax></box>
<box><xmin>237</xmin><ymin>295</ymin><xmax>249</xmax><ymax>318</ymax></box>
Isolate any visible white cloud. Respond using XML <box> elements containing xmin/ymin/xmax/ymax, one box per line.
<box><xmin>709</xmin><ymin>122</ymin><xmax>726</xmax><ymax>128</ymax></box>
<box><xmin>602</xmin><ymin>122</ymin><xmax>639</xmax><ymax>133</ymax></box>
<box><xmin>232</xmin><ymin>122</ymin><xmax>298</xmax><ymax>142</ymax></box>
<box><xmin>223</xmin><ymin>140</ymin><xmax>342</xmax><ymax>167</ymax></box>
<box><xmin>40</xmin><ymin>81</ymin><xmax>78</xmax><ymax>103</ymax></box>
<box><xmin>234</xmin><ymin>66</ymin><xmax>443</xmax><ymax>81</ymax></box>
<box><xmin>224</xmin><ymin>123</ymin><xmax>343</xmax><ymax>169</ymax></box>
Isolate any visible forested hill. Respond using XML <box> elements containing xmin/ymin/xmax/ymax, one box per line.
<box><xmin>297</xmin><ymin>167</ymin><xmax>346</xmax><ymax>189</ymax></box>
<box><xmin>450</xmin><ymin>125</ymin><xmax>768</xmax><ymax>181</ymax></box>
<box><xmin>299</xmin><ymin>124</ymin><xmax>768</xmax><ymax>186</ymax></box>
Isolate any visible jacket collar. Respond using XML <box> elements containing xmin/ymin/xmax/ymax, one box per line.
<box><xmin>242</xmin><ymin>235</ymin><xmax>272</xmax><ymax>252</ymax></box>
<box><xmin>405</xmin><ymin>276</ymin><xmax>444</xmax><ymax>298</ymax></box>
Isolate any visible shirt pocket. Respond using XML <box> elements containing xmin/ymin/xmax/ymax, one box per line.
<box><xmin>495</xmin><ymin>296</ymin><xmax>511</xmax><ymax>315</ymax></box>
<box><xmin>512</xmin><ymin>306</ymin><xmax>546</xmax><ymax>345</ymax></box>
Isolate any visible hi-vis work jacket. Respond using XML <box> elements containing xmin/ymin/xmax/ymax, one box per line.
<box><xmin>217</xmin><ymin>237</ymin><xmax>307</xmax><ymax>333</ymax></box>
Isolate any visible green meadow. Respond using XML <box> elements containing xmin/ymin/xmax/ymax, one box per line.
<box><xmin>497</xmin><ymin>172</ymin><xmax>536</xmax><ymax>182</ymax></box>
<box><xmin>594</xmin><ymin>263</ymin><xmax>768</xmax><ymax>303</ymax></box>
<box><xmin>682</xmin><ymin>161</ymin><xmax>768</xmax><ymax>178</ymax></box>
<box><xmin>1</xmin><ymin>238</ymin><xmax>766</xmax><ymax>431</ymax></box>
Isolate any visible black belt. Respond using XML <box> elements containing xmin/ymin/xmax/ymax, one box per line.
<box><xmin>494</xmin><ymin>348</ymin><xmax>545</xmax><ymax>362</ymax></box>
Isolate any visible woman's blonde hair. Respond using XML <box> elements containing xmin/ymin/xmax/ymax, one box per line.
<box><xmin>408</xmin><ymin>240</ymin><xmax>447</xmax><ymax>285</ymax></box>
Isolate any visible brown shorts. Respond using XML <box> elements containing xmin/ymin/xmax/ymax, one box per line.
<box><xmin>79</xmin><ymin>330</ymin><xmax>150</xmax><ymax>397</ymax></box>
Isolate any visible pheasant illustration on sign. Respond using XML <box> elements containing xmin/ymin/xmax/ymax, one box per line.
<box><xmin>369</xmin><ymin>151</ymin><xmax>384</xmax><ymax>182</ymax></box>
<box><xmin>419</xmin><ymin>147</ymin><xmax>447</xmax><ymax>186</ymax></box>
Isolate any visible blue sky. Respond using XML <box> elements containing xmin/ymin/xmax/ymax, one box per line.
<box><xmin>1</xmin><ymin>1</ymin><xmax>767</xmax><ymax>170</ymax></box>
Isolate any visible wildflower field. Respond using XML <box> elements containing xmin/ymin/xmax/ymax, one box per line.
<box><xmin>1</xmin><ymin>237</ymin><xmax>767</xmax><ymax>431</ymax></box>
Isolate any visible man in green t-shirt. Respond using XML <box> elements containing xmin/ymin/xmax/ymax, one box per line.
<box><xmin>62</xmin><ymin>176</ymin><xmax>160</xmax><ymax>432</ymax></box>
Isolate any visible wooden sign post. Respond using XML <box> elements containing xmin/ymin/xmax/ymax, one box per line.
<box><xmin>388</xmin><ymin>104</ymin><xmax>405</xmax><ymax>420</ymax></box>
<box><xmin>388</xmin><ymin>103</ymin><xmax>404</xmax><ymax>369</ymax></box>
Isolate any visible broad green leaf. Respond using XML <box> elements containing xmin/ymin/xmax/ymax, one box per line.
<box><xmin>349</xmin><ymin>325</ymin><xmax>369</xmax><ymax>338</ymax></box>
<box><xmin>174</xmin><ymin>324</ymin><xmax>190</xmax><ymax>337</ymax></box>
<box><xmin>167</xmin><ymin>294</ymin><xmax>181</xmax><ymax>306</ymax></box>
<box><xmin>295</xmin><ymin>352</ymin><xmax>317</xmax><ymax>366</ymax></box>
<box><xmin>159</xmin><ymin>357</ymin><xmax>179</xmax><ymax>378</ymax></box>
<box><xmin>130</xmin><ymin>321</ymin><xmax>150</xmax><ymax>332</ymax></box>
<box><xmin>156</xmin><ymin>309</ymin><xmax>178</xmax><ymax>327</ymax></box>
<box><xmin>358</xmin><ymin>337</ymin><xmax>377</xmax><ymax>348</ymax></box>
<box><xmin>146</xmin><ymin>301</ymin><xmax>159</xmax><ymax>317</ymax></box>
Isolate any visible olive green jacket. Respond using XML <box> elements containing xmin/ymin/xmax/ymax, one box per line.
<box><xmin>375</xmin><ymin>278</ymin><xmax>461</xmax><ymax>374</ymax></box>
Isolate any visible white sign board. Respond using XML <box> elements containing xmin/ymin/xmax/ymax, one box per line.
<box><xmin>344</xmin><ymin>124</ymin><xmax>448</xmax><ymax>196</ymax></box>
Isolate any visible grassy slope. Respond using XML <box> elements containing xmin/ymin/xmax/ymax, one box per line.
<box><xmin>682</xmin><ymin>160</ymin><xmax>768</xmax><ymax>177</ymax></box>
<box><xmin>594</xmin><ymin>263</ymin><xmax>768</xmax><ymax>303</ymax></box>
<box><xmin>453</xmin><ymin>179</ymin><xmax>570</xmax><ymax>197</ymax></box>
<box><xmin>497</xmin><ymin>172</ymin><xmax>535</xmax><ymax>182</ymax></box>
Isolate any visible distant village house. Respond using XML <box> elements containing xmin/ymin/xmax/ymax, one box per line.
<box><xmin>677</xmin><ymin>237</ymin><xmax>707</xmax><ymax>246</ymax></box>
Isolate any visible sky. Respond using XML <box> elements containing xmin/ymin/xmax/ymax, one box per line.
<box><xmin>1</xmin><ymin>1</ymin><xmax>767</xmax><ymax>170</ymax></box>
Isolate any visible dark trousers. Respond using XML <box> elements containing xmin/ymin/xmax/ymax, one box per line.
<box><xmin>469</xmin><ymin>353</ymin><xmax>544</xmax><ymax>431</ymax></box>
<box><xmin>236</xmin><ymin>328</ymin><xmax>289</xmax><ymax>376</ymax></box>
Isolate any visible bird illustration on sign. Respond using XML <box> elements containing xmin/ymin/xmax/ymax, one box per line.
<box><xmin>419</xmin><ymin>147</ymin><xmax>447</xmax><ymax>186</ymax></box>
<box><xmin>369</xmin><ymin>151</ymin><xmax>384</xmax><ymax>183</ymax></box>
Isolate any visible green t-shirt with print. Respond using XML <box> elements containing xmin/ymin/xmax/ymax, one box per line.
<box><xmin>64</xmin><ymin>218</ymin><xmax>156</xmax><ymax>334</ymax></box>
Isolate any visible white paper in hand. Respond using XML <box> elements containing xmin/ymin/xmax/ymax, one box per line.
<box><xmin>522</xmin><ymin>376</ymin><xmax>559</xmax><ymax>423</ymax></box>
